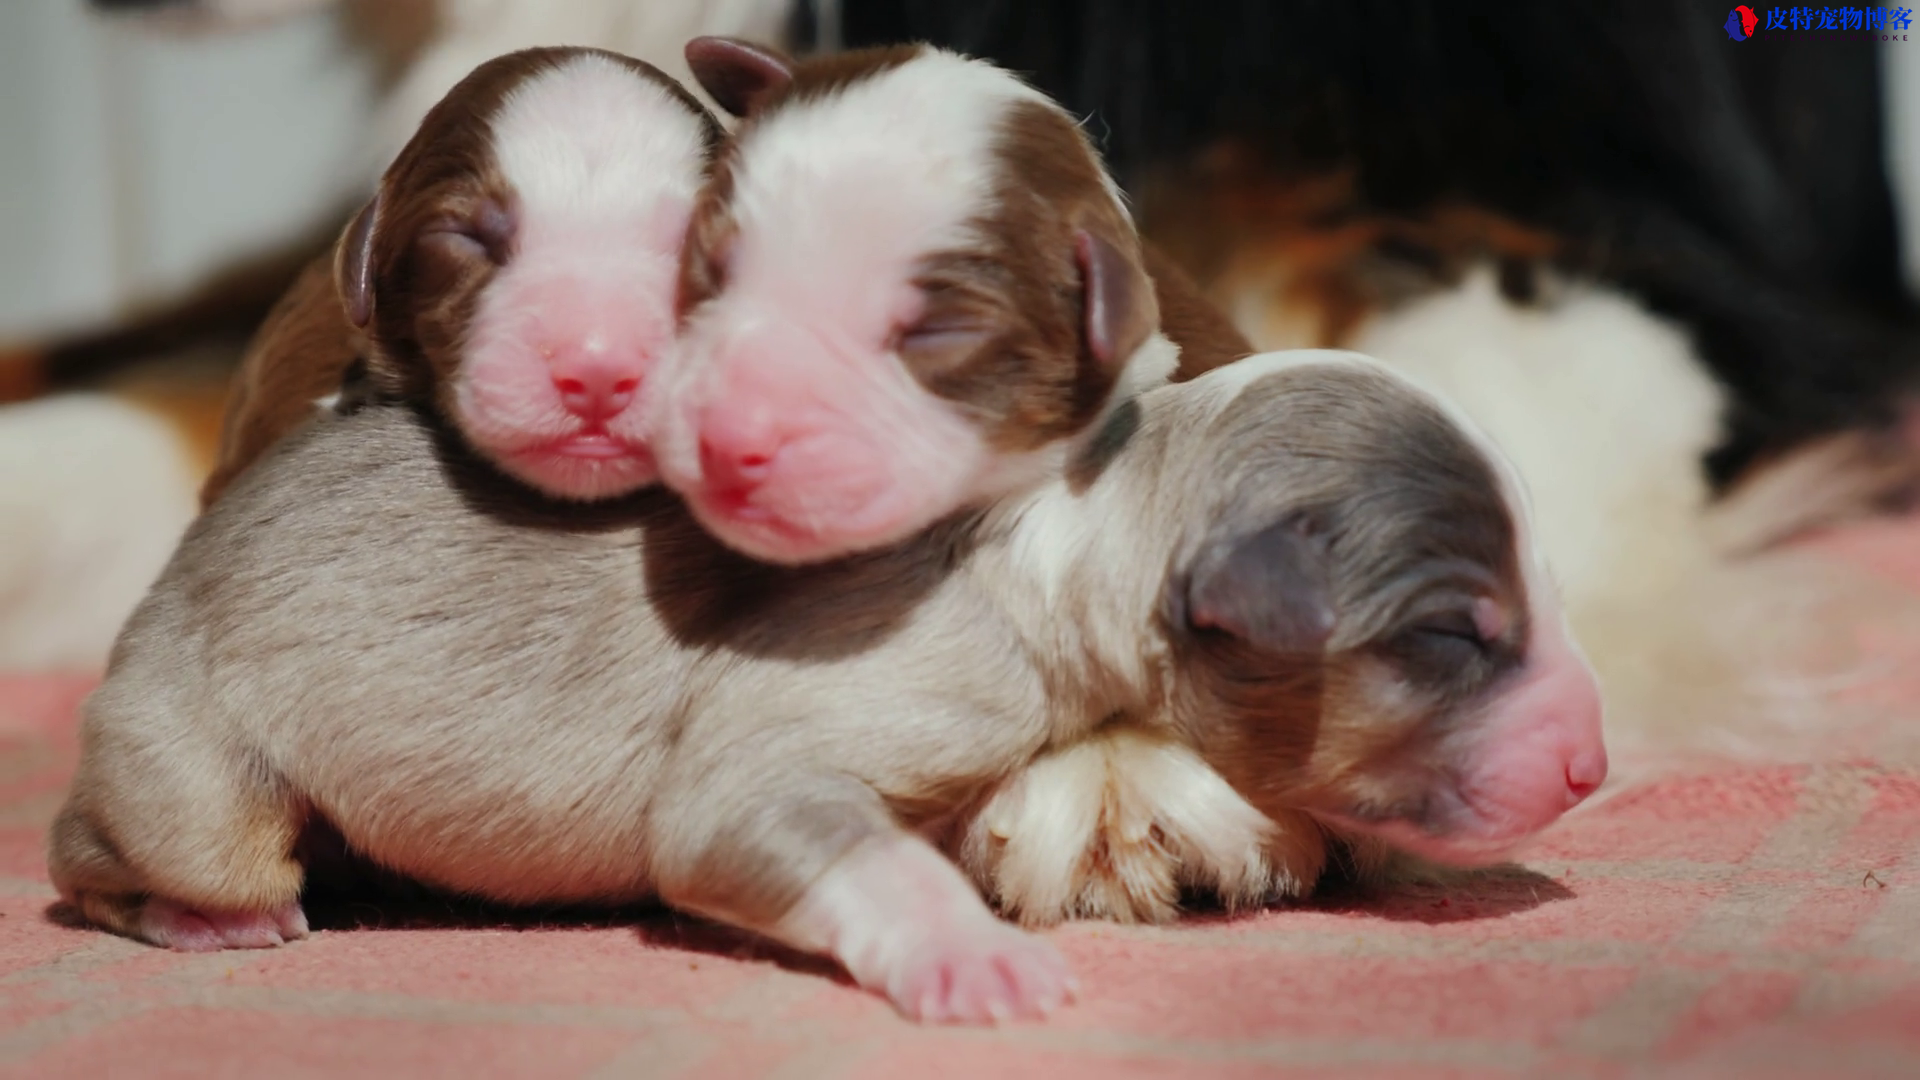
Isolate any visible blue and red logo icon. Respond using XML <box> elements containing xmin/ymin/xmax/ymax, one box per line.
<box><xmin>1730</xmin><ymin>6</ymin><xmax>1913</xmax><ymax>38</ymax></box>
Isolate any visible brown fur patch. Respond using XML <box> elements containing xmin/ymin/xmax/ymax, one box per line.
<box><xmin>778</xmin><ymin>43</ymin><xmax>927</xmax><ymax>105</ymax></box>
<box><xmin>896</xmin><ymin>100</ymin><xmax>1156</xmax><ymax>454</ymax></box>
<box><xmin>1144</xmin><ymin>241</ymin><xmax>1253</xmax><ymax>380</ymax></box>
<box><xmin>1139</xmin><ymin>146</ymin><xmax>1561</xmax><ymax>350</ymax></box>
<box><xmin>202</xmin><ymin>257</ymin><xmax>360</xmax><ymax>506</ymax></box>
<box><xmin>676</xmin><ymin>153</ymin><xmax>738</xmax><ymax>320</ymax></box>
<box><xmin>357</xmin><ymin>48</ymin><xmax>564</xmax><ymax>402</ymax></box>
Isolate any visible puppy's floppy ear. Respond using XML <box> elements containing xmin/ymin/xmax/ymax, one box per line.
<box><xmin>335</xmin><ymin>195</ymin><xmax>380</xmax><ymax>329</ymax></box>
<box><xmin>685</xmin><ymin>36</ymin><xmax>795</xmax><ymax>118</ymax></box>
<box><xmin>1075</xmin><ymin>226</ymin><xmax>1158</xmax><ymax>372</ymax></box>
<box><xmin>1181</xmin><ymin>515</ymin><xmax>1336</xmax><ymax>654</ymax></box>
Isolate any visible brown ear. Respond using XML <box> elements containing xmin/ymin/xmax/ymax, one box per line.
<box><xmin>335</xmin><ymin>195</ymin><xmax>380</xmax><ymax>329</ymax></box>
<box><xmin>685</xmin><ymin>36</ymin><xmax>795</xmax><ymax>118</ymax></box>
<box><xmin>1075</xmin><ymin>227</ymin><xmax>1158</xmax><ymax>371</ymax></box>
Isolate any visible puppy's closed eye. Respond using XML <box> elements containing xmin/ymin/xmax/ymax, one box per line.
<box><xmin>420</xmin><ymin>199</ymin><xmax>517</xmax><ymax>266</ymax></box>
<box><xmin>1394</xmin><ymin>608</ymin><xmax>1492</xmax><ymax>672</ymax></box>
<box><xmin>897</xmin><ymin>314</ymin><xmax>994</xmax><ymax>356</ymax></box>
<box><xmin>1412</xmin><ymin>609</ymin><xmax>1484</xmax><ymax>647</ymax></box>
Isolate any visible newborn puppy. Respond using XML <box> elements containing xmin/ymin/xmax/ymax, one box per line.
<box><xmin>957</xmin><ymin>351</ymin><xmax>1610</xmax><ymax>925</ymax></box>
<box><xmin>206</xmin><ymin>45</ymin><xmax>721</xmax><ymax>506</ymax></box>
<box><xmin>651</xmin><ymin>38</ymin><xmax>1178</xmax><ymax>563</ymax></box>
<box><xmin>48</xmin><ymin>350</ymin><xmax>1602</xmax><ymax>1024</ymax></box>
<box><xmin>202</xmin><ymin>41</ymin><xmax>1249</xmax><ymax>513</ymax></box>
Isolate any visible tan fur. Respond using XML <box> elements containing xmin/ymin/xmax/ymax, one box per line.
<box><xmin>958</xmin><ymin>728</ymin><xmax>1325</xmax><ymax>927</ymax></box>
<box><xmin>50</xmin><ymin>350</ymin><xmax>1534</xmax><ymax>1003</ymax></box>
<box><xmin>202</xmin><ymin>258</ymin><xmax>361</xmax><ymax>507</ymax></box>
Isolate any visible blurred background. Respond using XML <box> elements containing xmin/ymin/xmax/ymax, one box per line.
<box><xmin>0</xmin><ymin>3</ymin><xmax>372</xmax><ymax>347</ymax></box>
<box><xmin>6</xmin><ymin>0</ymin><xmax>1920</xmax><ymax>690</ymax></box>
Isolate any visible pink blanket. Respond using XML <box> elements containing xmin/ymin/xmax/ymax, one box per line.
<box><xmin>3</xmin><ymin>527</ymin><xmax>1918</xmax><ymax>1076</ymax></box>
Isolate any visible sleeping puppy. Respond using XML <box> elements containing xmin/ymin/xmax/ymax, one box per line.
<box><xmin>203</xmin><ymin>44</ymin><xmax>723</xmax><ymax>506</ymax></box>
<box><xmin>958</xmin><ymin>352</ymin><xmax>1607</xmax><ymax>926</ymax></box>
<box><xmin>48</xmin><ymin>347</ymin><xmax>1603</xmax><ymax>1023</ymax></box>
<box><xmin>649</xmin><ymin>38</ymin><xmax>1203</xmax><ymax>564</ymax></box>
<box><xmin>203</xmin><ymin>40</ymin><xmax>1247</xmax><ymax>529</ymax></box>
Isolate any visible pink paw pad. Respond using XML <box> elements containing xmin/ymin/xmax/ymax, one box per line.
<box><xmin>140</xmin><ymin>899</ymin><xmax>310</xmax><ymax>952</ymax></box>
<box><xmin>889</xmin><ymin>923</ymin><xmax>1078</xmax><ymax>1024</ymax></box>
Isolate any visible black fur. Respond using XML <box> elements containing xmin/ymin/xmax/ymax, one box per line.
<box><xmin>838</xmin><ymin>0</ymin><xmax>1920</xmax><ymax>487</ymax></box>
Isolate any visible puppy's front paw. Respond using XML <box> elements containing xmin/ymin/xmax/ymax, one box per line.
<box><xmin>138</xmin><ymin>898</ymin><xmax>310</xmax><ymax>951</ymax></box>
<box><xmin>777</xmin><ymin>834</ymin><xmax>1079</xmax><ymax>1025</ymax></box>
<box><xmin>886</xmin><ymin>918</ymin><xmax>1076</xmax><ymax>1024</ymax></box>
<box><xmin>960</xmin><ymin>730</ymin><xmax>1324</xmax><ymax>926</ymax></box>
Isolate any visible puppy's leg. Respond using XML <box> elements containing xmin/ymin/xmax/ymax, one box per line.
<box><xmin>48</xmin><ymin>699</ymin><xmax>307</xmax><ymax>951</ymax></box>
<box><xmin>650</xmin><ymin>774</ymin><xmax>1075</xmax><ymax>1024</ymax></box>
<box><xmin>959</xmin><ymin>729</ymin><xmax>1328</xmax><ymax>926</ymax></box>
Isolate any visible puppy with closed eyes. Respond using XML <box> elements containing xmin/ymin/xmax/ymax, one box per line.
<box><xmin>205</xmin><ymin>44</ymin><xmax>723</xmax><ymax>506</ymax></box>
<box><xmin>50</xmin><ymin>339</ymin><xmax>1603</xmax><ymax>1024</ymax></box>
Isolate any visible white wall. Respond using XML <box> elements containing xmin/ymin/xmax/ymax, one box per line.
<box><xmin>0</xmin><ymin>1</ymin><xmax>376</xmax><ymax>343</ymax></box>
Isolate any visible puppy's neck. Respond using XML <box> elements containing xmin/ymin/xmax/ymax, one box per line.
<box><xmin>975</xmin><ymin>337</ymin><xmax>1208</xmax><ymax>723</ymax></box>
<box><xmin>966</xmin><ymin>331</ymin><xmax>1182</xmax><ymax>505</ymax></box>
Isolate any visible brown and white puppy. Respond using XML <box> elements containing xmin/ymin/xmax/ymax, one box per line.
<box><xmin>48</xmin><ymin>345</ymin><xmax>1603</xmax><ymax>1023</ymax></box>
<box><xmin>204</xmin><ymin>46</ymin><xmax>723</xmax><ymax>507</ymax></box>
<box><xmin>648</xmin><ymin>38</ymin><xmax>1180</xmax><ymax>564</ymax></box>
<box><xmin>202</xmin><ymin>40</ymin><xmax>1248</xmax><ymax>516</ymax></box>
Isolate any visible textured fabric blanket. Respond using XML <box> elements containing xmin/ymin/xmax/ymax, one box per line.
<box><xmin>3</xmin><ymin>526</ymin><xmax>1919</xmax><ymax>1076</ymax></box>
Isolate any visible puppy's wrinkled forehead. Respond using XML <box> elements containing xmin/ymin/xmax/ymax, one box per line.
<box><xmin>1209</xmin><ymin>363</ymin><xmax>1525</xmax><ymax>644</ymax></box>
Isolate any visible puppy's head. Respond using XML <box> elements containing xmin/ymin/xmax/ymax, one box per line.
<box><xmin>337</xmin><ymin>46</ymin><xmax>721</xmax><ymax>500</ymax></box>
<box><xmin>656</xmin><ymin>38</ymin><xmax>1160</xmax><ymax>564</ymax></box>
<box><xmin>1161</xmin><ymin>353</ymin><xmax>1607</xmax><ymax>866</ymax></box>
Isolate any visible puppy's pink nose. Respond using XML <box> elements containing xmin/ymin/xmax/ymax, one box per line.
<box><xmin>550</xmin><ymin>354</ymin><xmax>641</xmax><ymax>422</ymax></box>
<box><xmin>697</xmin><ymin>406</ymin><xmax>783</xmax><ymax>492</ymax></box>
<box><xmin>1564</xmin><ymin>746</ymin><xmax>1608</xmax><ymax>805</ymax></box>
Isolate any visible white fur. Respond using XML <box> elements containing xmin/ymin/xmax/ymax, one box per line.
<box><xmin>650</xmin><ymin>49</ymin><xmax>1138</xmax><ymax>563</ymax></box>
<box><xmin>1349</xmin><ymin>269</ymin><xmax>1725</xmax><ymax>622</ymax></box>
<box><xmin>487</xmin><ymin>53</ymin><xmax>710</xmax><ymax>231</ymax></box>
<box><xmin>373</xmin><ymin>0</ymin><xmax>796</xmax><ymax>170</ymax></box>
<box><xmin>777</xmin><ymin>834</ymin><xmax>1075</xmax><ymax>1021</ymax></box>
<box><xmin>710</xmin><ymin>50</ymin><xmax>1052</xmax><ymax>353</ymax></box>
<box><xmin>986</xmin><ymin>331</ymin><xmax>1182</xmax><ymax>595</ymax></box>
<box><xmin>959</xmin><ymin>728</ymin><xmax>1324</xmax><ymax>926</ymax></box>
<box><xmin>451</xmin><ymin>52</ymin><xmax>712</xmax><ymax>498</ymax></box>
<box><xmin>0</xmin><ymin>394</ymin><xmax>199</xmax><ymax>672</ymax></box>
